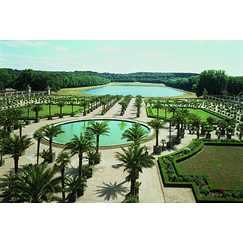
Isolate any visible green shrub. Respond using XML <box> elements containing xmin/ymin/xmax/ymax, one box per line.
<box><xmin>184</xmin><ymin>148</ymin><xmax>191</xmax><ymax>154</ymax></box>
<box><xmin>200</xmin><ymin>186</ymin><xmax>210</xmax><ymax>197</ymax></box>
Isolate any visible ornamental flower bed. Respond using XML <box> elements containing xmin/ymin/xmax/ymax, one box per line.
<box><xmin>158</xmin><ymin>138</ymin><xmax>243</xmax><ymax>202</ymax></box>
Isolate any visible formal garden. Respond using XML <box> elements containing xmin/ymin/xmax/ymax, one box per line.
<box><xmin>0</xmin><ymin>91</ymin><xmax>243</xmax><ymax>203</ymax></box>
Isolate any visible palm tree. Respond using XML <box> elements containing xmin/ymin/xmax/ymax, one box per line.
<box><xmin>167</xmin><ymin>106</ymin><xmax>178</xmax><ymax>120</ymax></box>
<box><xmin>33</xmin><ymin>130</ymin><xmax>45</xmax><ymax>165</ymax></box>
<box><xmin>57</xmin><ymin>101</ymin><xmax>66</xmax><ymax>118</ymax></box>
<box><xmin>0</xmin><ymin>162</ymin><xmax>62</xmax><ymax>203</ymax></box>
<box><xmin>121</xmin><ymin>123</ymin><xmax>147</xmax><ymax>145</ymax></box>
<box><xmin>15</xmin><ymin>121</ymin><xmax>26</xmax><ymax>137</ymax></box>
<box><xmin>42</xmin><ymin>125</ymin><xmax>64</xmax><ymax>160</ymax></box>
<box><xmin>115</xmin><ymin>143</ymin><xmax>154</xmax><ymax>196</ymax></box>
<box><xmin>0</xmin><ymin>134</ymin><xmax>33</xmax><ymax>173</ymax></box>
<box><xmin>86</xmin><ymin>121</ymin><xmax>110</xmax><ymax>154</ymax></box>
<box><xmin>148</xmin><ymin>118</ymin><xmax>166</xmax><ymax>148</ymax></box>
<box><xmin>152</xmin><ymin>100</ymin><xmax>163</xmax><ymax>118</ymax></box>
<box><xmin>64</xmin><ymin>133</ymin><xmax>92</xmax><ymax>177</ymax></box>
<box><xmin>66</xmin><ymin>175</ymin><xmax>87</xmax><ymax>202</ymax></box>
<box><xmin>134</xmin><ymin>99</ymin><xmax>142</xmax><ymax>117</ymax></box>
<box><xmin>31</xmin><ymin>104</ymin><xmax>43</xmax><ymax>122</ymax></box>
<box><xmin>56</xmin><ymin>151</ymin><xmax>71</xmax><ymax>203</ymax></box>
<box><xmin>80</xmin><ymin>99</ymin><xmax>89</xmax><ymax>116</ymax></box>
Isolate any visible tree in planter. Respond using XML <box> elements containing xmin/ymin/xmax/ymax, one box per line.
<box><xmin>218</xmin><ymin>120</ymin><xmax>228</xmax><ymax>135</ymax></box>
<box><xmin>148</xmin><ymin>118</ymin><xmax>166</xmax><ymax>154</ymax></box>
<box><xmin>204</xmin><ymin>125</ymin><xmax>213</xmax><ymax>139</ymax></box>
<box><xmin>238</xmin><ymin>123</ymin><xmax>243</xmax><ymax>140</ymax></box>
<box><xmin>15</xmin><ymin>121</ymin><xmax>26</xmax><ymax>137</ymax></box>
<box><xmin>0</xmin><ymin>110</ymin><xmax>15</xmax><ymax>132</ymax></box>
<box><xmin>0</xmin><ymin>129</ymin><xmax>10</xmax><ymax>166</ymax></box>
<box><xmin>57</xmin><ymin>101</ymin><xmax>66</xmax><ymax>118</ymax></box>
<box><xmin>0</xmin><ymin>134</ymin><xmax>33</xmax><ymax>173</ymax></box>
<box><xmin>56</xmin><ymin>151</ymin><xmax>71</xmax><ymax>203</ymax></box>
<box><xmin>115</xmin><ymin>143</ymin><xmax>154</xmax><ymax>196</ymax></box>
<box><xmin>152</xmin><ymin>100</ymin><xmax>163</xmax><ymax>118</ymax></box>
<box><xmin>86</xmin><ymin>121</ymin><xmax>110</xmax><ymax>154</ymax></box>
<box><xmin>160</xmin><ymin>139</ymin><xmax>166</xmax><ymax>151</ymax></box>
<box><xmin>0</xmin><ymin>162</ymin><xmax>62</xmax><ymax>203</ymax></box>
<box><xmin>134</xmin><ymin>99</ymin><xmax>142</xmax><ymax>117</ymax></box>
<box><xmin>200</xmin><ymin>120</ymin><xmax>208</xmax><ymax>135</ymax></box>
<box><xmin>121</xmin><ymin>123</ymin><xmax>147</xmax><ymax>145</ymax></box>
<box><xmin>143</xmin><ymin>145</ymin><xmax>151</xmax><ymax>154</ymax></box>
<box><xmin>167</xmin><ymin>105</ymin><xmax>178</xmax><ymax>121</ymax></box>
<box><xmin>64</xmin><ymin>133</ymin><xmax>92</xmax><ymax>177</ymax></box>
<box><xmin>66</xmin><ymin>175</ymin><xmax>87</xmax><ymax>202</ymax></box>
<box><xmin>42</xmin><ymin>125</ymin><xmax>64</xmax><ymax>162</ymax></box>
<box><xmin>226</xmin><ymin>126</ymin><xmax>234</xmax><ymax>139</ymax></box>
<box><xmin>207</xmin><ymin>116</ymin><xmax>215</xmax><ymax>127</ymax></box>
<box><xmin>33</xmin><ymin>130</ymin><xmax>45</xmax><ymax>165</ymax></box>
<box><xmin>118</xmin><ymin>100</ymin><xmax>126</xmax><ymax>115</ymax></box>
<box><xmin>31</xmin><ymin>104</ymin><xmax>43</xmax><ymax>122</ymax></box>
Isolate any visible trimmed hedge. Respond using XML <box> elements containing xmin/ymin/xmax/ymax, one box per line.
<box><xmin>158</xmin><ymin>138</ymin><xmax>243</xmax><ymax>203</ymax></box>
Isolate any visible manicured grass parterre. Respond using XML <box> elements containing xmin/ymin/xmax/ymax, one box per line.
<box><xmin>148</xmin><ymin>106</ymin><xmax>223</xmax><ymax>122</ymax></box>
<box><xmin>19</xmin><ymin>104</ymin><xmax>83</xmax><ymax>119</ymax></box>
<box><xmin>179</xmin><ymin>145</ymin><xmax>243</xmax><ymax>188</ymax></box>
<box><xmin>158</xmin><ymin>139</ymin><xmax>243</xmax><ymax>202</ymax></box>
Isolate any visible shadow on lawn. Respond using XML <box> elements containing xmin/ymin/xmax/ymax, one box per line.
<box><xmin>94</xmin><ymin>180</ymin><xmax>128</xmax><ymax>201</ymax></box>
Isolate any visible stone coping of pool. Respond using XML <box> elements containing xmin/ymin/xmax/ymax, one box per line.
<box><xmin>43</xmin><ymin>117</ymin><xmax>154</xmax><ymax>148</ymax></box>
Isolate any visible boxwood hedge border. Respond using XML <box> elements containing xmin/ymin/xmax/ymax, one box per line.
<box><xmin>158</xmin><ymin>138</ymin><xmax>243</xmax><ymax>203</ymax></box>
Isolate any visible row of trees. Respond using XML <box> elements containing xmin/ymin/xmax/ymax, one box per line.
<box><xmin>0</xmin><ymin>69</ymin><xmax>111</xmax><ymax>92</ymax></box>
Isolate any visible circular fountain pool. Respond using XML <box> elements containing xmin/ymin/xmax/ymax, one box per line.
<box><xmin>52</xmin><ymin>119</ymin><xmax>151</xmax><ymax>146</ymax></box>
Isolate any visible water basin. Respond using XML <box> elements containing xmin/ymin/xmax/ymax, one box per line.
<box><xmin>82</xmin><ymin>85</ymin><xmax>185</xmax><ymax>97</ymax></box>
<box><xmin>53</xmin><ymin>119</ymin><xmax>151</xmax><ymax>146</ymax></box>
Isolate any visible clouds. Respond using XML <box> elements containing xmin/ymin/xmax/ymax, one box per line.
<box><xmin>136</xmin><ymin>51</ymin><xmax>175</xmax><ymax>58</ymax></box>
<box><xmin>0</xmin><ymin>53</ymin><xmax>33</xmax><ymax>59</ymax></box>
<box><xmin>98</xmin><ymin>46</ymin><xmax>124</xmax><ymax>52</ymax></box>
<box><xmin>51</xmin><ymin>45</ymin><xmax>68</xmax><ymax>52</ymax></box>
<box><xmin>0</xmin><ymin>40</ymin><xmax>51</xmax><ymax>48</ymax></box>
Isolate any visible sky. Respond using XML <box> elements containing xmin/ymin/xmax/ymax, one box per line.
<box><xmin>1</xmin><ymin>40</ymin><xmax>243</xmax><ymax>76</ymax></box>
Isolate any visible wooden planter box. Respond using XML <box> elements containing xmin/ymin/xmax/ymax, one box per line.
<box><xmin>49</xmin><ymin>153</ymin><xmax>56</xmax><ymax>163</ymax></box>
<box><xmin>35</xmin><ymin>118</ymin><xmax>40</xmax><ymax>123</ymax></box>
<box><xmin>153</xmin><ymin>145</ymin><xmax>161</xmax><ymax>154</ymax></box>
<box><xmin>48</xmin><ymin>115</ymin><xmax>52</xmax><ymax>120</ymax></box>
<box><xmin>167</xmin><ymin>141</ymin><xmax>173</xmax><ymax>149</ymax></box>
<box><xmin>69</xmin><ymin>192</ymin><xmax>78</xmax><ymax>202</ymax></box>
<box><xmin>0</xmin><ymin>160</ymin><xmax>5</xmax><ymax>166</ymax></box>
<box><xmin>70</xmin><ymin>112</ymin><xmax>74</xmax><ymax>117</ymax></box>
<box><xmin>59</xmin><ymin>114</ymin><xmax>63</xmax><ymax>118</ymax></box>
<box><xmin>25</xmin><ymin>120</ymin><xmax>31</xmax><ymax>125</ymax></box>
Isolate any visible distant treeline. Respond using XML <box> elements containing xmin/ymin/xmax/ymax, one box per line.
<box><xmin>1</xmin><ymin>68</ymin><xmax>243</xmax><ymax>97</ymax></box>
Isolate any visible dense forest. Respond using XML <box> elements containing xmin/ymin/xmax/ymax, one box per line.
<box><xmin>1</xmin><ymin>68</ymin><xmax>243</xmax><ymax>97</ymax></box>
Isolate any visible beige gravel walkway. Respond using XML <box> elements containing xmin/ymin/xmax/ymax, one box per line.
<box><xmin>0</xmin><ymin>97</ymin><xmax>209</xmax><ymax>203</ymax></box>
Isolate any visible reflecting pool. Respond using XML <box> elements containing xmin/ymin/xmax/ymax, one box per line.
<box><xmin>82</xmin><ymin>85</ymin><xmax>185</xmax><ymax>97</ymax></box>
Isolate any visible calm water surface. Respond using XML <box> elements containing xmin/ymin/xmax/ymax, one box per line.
<box><xmin>82</xmin><ymin>85</ymin><xmax>185</xmax><ymax>97</ymax></box>
<box><xmin>53</xmin><ymin>120</ymin><xmax>150</xmax><ymax>146</ymax></box>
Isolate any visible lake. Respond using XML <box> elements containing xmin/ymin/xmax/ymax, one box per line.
<box><xmin>82</xmin><ymin>85</ymin><xmax>185</xmax><ymax>97</ymax></box>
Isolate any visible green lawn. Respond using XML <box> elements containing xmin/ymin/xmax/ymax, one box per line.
<box><xmin>19</xmin><ymin>104</ymin><xmax>83</xmax><ymax>119</ymax></box>
<box><xmin>179</xmin><ymin>145</ymin><xmax>243</xmax><ymax>188</ymax></box>
<box><xmin>151</xmin><ymin>107</ymin><xmax>222</xmax><ymax>122</ymax></box>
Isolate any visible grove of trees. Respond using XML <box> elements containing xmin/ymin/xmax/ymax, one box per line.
<box><xmin>1</xmin><ymin>68</ymin><xmax>243</xmax><ymax>97</ymax></box>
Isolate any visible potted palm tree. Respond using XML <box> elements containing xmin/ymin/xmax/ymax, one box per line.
<box><xmin>86</xmin><ymin>121</ymin><xmax>110</xmax><ymax>163</ymax></box>
<box><xmin>115</xmin><ymin>143</ymin><xmax>154</xmax><ymax>197</ymax></box>
<box><xmin>0</xmin><ymin>134</ymin><xmax>33</xmax><ymax>173</ymax></box>
<box><xmin>66</xmin><ymin>175</ymin><xmax>87</xmax><ymax>202</ymax></box>
<box><xmin>64</xmin><ymin>133</ymin><xmax>92</xmax><ymax>177</ymax></box>
<box><xmin>56</xmin><ymin>151</ymin><xmax>71</xmax><ymax>203</ymax></box>
<box><xmin>160</xmin><ymin>139</ymin><xmax>166</xmax><ymax>151</ymax></box>
<box><xmin>42</xmin><ymin>125</ymin><xmax>64</xmax><ymax>163</ymax></box>
<box><xmin>148</xmin><ymin>118</ymin><xmax>166</xmax><ymax>154</ymax></box>
<box><xmin>31</xmin><ymin>104</ymin><xmax>43</xmax><ymax>123</ymax></box>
